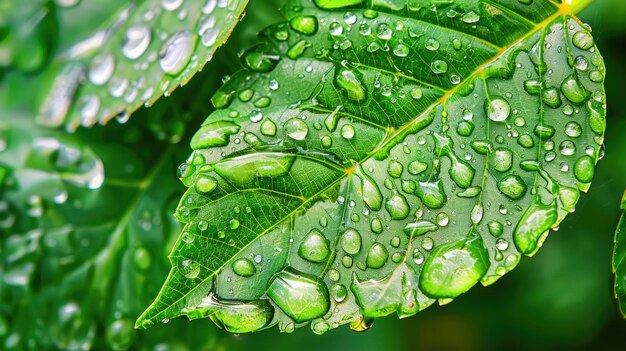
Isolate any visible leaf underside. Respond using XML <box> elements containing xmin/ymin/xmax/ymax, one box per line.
<box><xmin>138</xmin><ymin>0</ymin><xmax>606</xmax><ymax>334</ymax></box>
<box><xmin>613</xmin><ymin>190</ymin><xmax>626</xmax><ymax>318</ymax></box>
<box><xmin>37</xmin><ymin>0</ymin><xmax>248</xmax><ymax>131</ymax></box>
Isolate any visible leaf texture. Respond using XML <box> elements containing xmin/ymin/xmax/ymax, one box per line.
<box><xmin>36</xmin><ymin>0</ymin><xmax>248</xmax><ymax>131</ymax></box>
<box><xmin>613</xmin><ymin>190</ymin><xmax>626</xmax><ymax>318</ymax></box>
<box><xmin>138</xmin><ymin>0</ymin><xmax>606</xmax><ymax>334</ymax></box>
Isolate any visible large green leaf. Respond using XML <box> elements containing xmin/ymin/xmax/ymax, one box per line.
<box><xmin>0</xmin><ymin>81</ymin><xmax>221</xmax><ymax>349</ymax></box>
<box><xmin>138</xmin><ymin>0</ymin><xmax>606</xmax><ymax>334</ymax></box>
<box><xmin>613</xmin><ymin>190</ymin><xmax>626</xmax><ymax>318</ymax></box>
<box><xmin>36</xmin><ymin>0</ymin><xmax>248</xmax><ymax>131</ymax></box>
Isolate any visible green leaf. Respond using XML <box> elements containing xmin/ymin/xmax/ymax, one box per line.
<box><xmin>0</xmin><ymin>83</ymin><xmax>222</xmax><ymax>349</ymax></box>
<box><xmin>613</xmin><ymin>190</ymin><xmax>626</xmax><ymax>318</ymax></box>
<box><xmin>138</xmin><ymin>0</ymin><xmax>606</xmax><ymax>334</ymax></box>
<box><xmin>0</xmin><ymin>0</ymin><xmax>57</xmax><ymax>73</ymax></box>
<box><xmin>36</xmin><ymin>0</ymin><xmax>248</xmax><ymax>131</ymax></box>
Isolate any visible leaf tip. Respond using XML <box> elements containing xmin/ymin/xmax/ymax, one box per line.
<box><xmin>134</xmin><ymin>312</ymin><xmax>155</xmax><ymax>330</ymax></box>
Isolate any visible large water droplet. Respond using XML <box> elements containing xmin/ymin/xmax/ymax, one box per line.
<box><xmin>179</xmin><ymin>259</ymin><xmax>200</xmax><ymax>278</ymax></box>
<box><xmin>285</xmin><ymin>118</ymin><xmax>309</xmax><ymax>140</ymax></box>
<box><xmin>194</xmin><ymin>294</ymin><xmax>274</xmax><ymax>333</ymax></box>
<box><xmin>88</xmin><ymin>54</ymin><xmax>115</xmax><ymax>85</ymax></box>
<box><xmin>513</xmin><ymin>199</ymin><xmax>557</xmax><ymax>255</ymax></box>
<box><xmin>159</xmin><ymin>31</ymin><xmax>196</xmax><ymax>75</ymax></box>
<box><xmin>486</xmin><ymin>97</ymin><xmax>511</xmax><ymax>122</ymax></box>
<box><xmin>232</xmin><ymin>258</ymin><xmax>256</xmax><ymax>277</ymax></box>
<box><xmin>415</xmin><ymin>181</ymin><xmax>447</xmax><ymax>209</ymax></box>
<box><xmin>190</xmin><ymin>121</ymin><xmax>240</xmax><ymax>150</ymax></box>
<box><xmin>122</xmin><ymin>25</ymin><xmax>151</xmax><ymax>59</ymax></box>
<box><xmin>385</xmin><ymin>192</ymin><xmax>410</xmax><ymax>220</ymax></box>
<box><xmin>419</xmin><ymin>230</ymin><xmax>489</xmax><ymax>298</ymax></box>
<box><xmin>341</xmin><ymin>228</ymin><xmax>362</xmax><ymax>255</ymax></box>
<box><xmin>336</xmin><ymin>69</ymin><xmax>366</xmax><ymax>101</ymax></box>
<box><xmin>366</xmin><ymin>243</ymin><xmax>389</xmax><ymax>269</ymax></box>
<box><xmin>497</xmin><ymin>175</ymin><xmax>527</xmax><ymax>199</ymax></box>
<box><xmin>298</xmin><ymin>230</ymin><xmax>330</xmax><ymax>263</ymax></box>
<box><xmin>267</xmin><ymin>269</ymin><xmax>330</xmax><ymax>323</ymax></box>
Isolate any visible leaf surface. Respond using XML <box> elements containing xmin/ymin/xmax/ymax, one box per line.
<box><xmin>613</xmin><ymin>190</ymin><xmax>626</xmax><ymax>318</ymax></box>
<box><xmin>36</xmin><ymin>0</ymin><xmax>248</xmax><ymax>131</ymax></box>
<box><xmin>138</xmin><ymin>0</ymin><xmax>606</xmax><ymax>334</ymax></box>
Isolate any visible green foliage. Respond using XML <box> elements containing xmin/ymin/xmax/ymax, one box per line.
<box><xmin>613</xmin><ymin>190</ymin><xmax>626</xmax><ymax>317</ymax></box>
<box><xmin>137</xmin><ymin>0</ymin><xmax>606</xmax><ymax>335</ymax></box>
<box><xmin>32</xmin><ymin>0</ymin><xmax>248</xmax><ymax>131</ymax></box>
<box><xmin>0</xmin><ymin>68</ymin><xmax>223</xmax><ymax>349</ymax></box>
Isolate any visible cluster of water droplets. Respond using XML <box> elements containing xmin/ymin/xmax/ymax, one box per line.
<box><xmin>138</xmin><ymin>0</ymin><xmax>605</xmax><ymax>336</ymax></box>
<box><xmin>38</xmin><ymin>0</ymin><xmax>246</xmax><ymax>131</ymax></box>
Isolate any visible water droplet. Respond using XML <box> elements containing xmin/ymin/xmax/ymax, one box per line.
<box><xmin>160</xmin><ymin>31</ymin><xmax>196</xmax><ymax>75</ymax></box>
<box><xmin>330</xmin><ymin>284</ymin><xmax>348</xmax><ymax>302</ymax></box>
<box><xmin>513</xmin><ymin>199</ymin><xmax>557</xmax><ymax>255</ymax></box>
<box><xmin>495</xmin><ymin>238</ymin><xmax>509</xmax><ymax>251</ymax></box>
<box><xmin>415</xmin><ymin>181</ymin><xmax>447</xmax><ymax>209</ymax></box>
<box><xmin>461</xmin><ymin>11</ymin><xmax>480</xmax><ymax>23</ymax></box>
<box><xmin>290</xmin><ymin>15</ymin><xmax>318</xmax><ymax>35</ymax></box>
<box><xmin>180</xmin><ymin>259</ymin><xmax>200</xmax><ymax>279</ymax></box>
<box><xmin>370</xmin><ymin>217</ymin><xmax>384</xmax><ymax>234</ymax></box>
<box><xmin>340</xmin><ymin>124</ymin><xmax>355</xmax><ymax>139</ymax></box>
<box><xmin>361</xmin><ymin>173</ymin><xmax>382</xmax><ymax>211</ymax></box>
<box><xmin>285</xmin><ymin>118</ymin><xmax>309</xmax><ymax>140</ymax></box>
<box><xmin>88</xmin><ymin>54</ymin><xmax>115</xmax><ymax>85</ymax></box>
<box><xmin>341</xmin><ymin>228</ymin><xmax>362</xmax><ymax>255</ymax></box>
<box><xmin>497</xmin><ymin>175</ymin><xmax>527</xmax><ymax>199</ymax></box>
<box><xmin>486</xmin><ymin>97</ymin><xmax>511</xmax><ymax>122</ymax></box>
<box><xmin>122</xmin><ymin>25</ymin><xmax>151</xmax><ymax>59</ymax></box>
<box><xmin>267</xmin><ymin>269</ymin><xmax>330</xmax><ymax>323</ymax></box>
<box><xmin>565</xmin><ymin>121</ymin><xmax>582</xmax><ymax>138</ymax></box>
<box><xmin>190</xmin><ymin>121</ymin><xmax>240</xmax><ymax>150</ymax></box>
<box><xmin>387</xmin><ymin>160</ymin><xmax>403</xmax><ymax>178</ymax></box>
<box><xmin>385</xmin><ymin>192</ymin><xmax>410</xmax><ymax>220</ymax></box>
<box><xmin>573</xmin><ymin>155</ymin><xmax>594</xmax><ymax>183</ymax></box>
<box><xmin>232</xmin><ymin>258</ymin><xmax>256</xmax><ymax>277</ymax></box>
<box><xmin>366</xmin><ymin>243</ymin><xmax>389</xmax><ymax>269</ymax></box>
<box><xmin>336</xmin><ymin>69</ymin><xmax>366</xmax><ymax>101</ymax></box>
<box><xmin>196</xmin><ymin>294</ymin><xmax>274</xmax><ymax>333</ymax></box>
<box><xmin>572</xmin><ymin>30</ymin><xmax>594</xmax><ymax>50</ymax></box>
<box><xmin>430</xmin><ymin>60</ymin><xmax>448</xmax><ymax>74</ymax></box>
<box><xmin>298</xmin><ymin>230</ymin><xmax>330</xmax><ymax>263</ymax></box>
<box><xmin>488</xmin><ymin>221</ymin><xmax>504</xmax><ymax>237</ymax></box>
<box><xmin>425</xmin><ymin>37</ymin><xmax>440</xmax><ymax>51</ymax></box>
<box><xmin>162</xmin><ymin>0</ymin><xmax>183</xmax><ymax>11</ymax></box>
<box><xmin>260</xmin><ymin>118</ymin><xmax>277</xmax><ymax>136</ymax></box>
<box><xmin>559</xmin><ymin>140</ymin><xmax>576</xmax><ymax>156</ymax></box>
<box><xmin>419</xmin><ymin>231</ymin><xmax>488</xmax><ymax>298</ymax></box>
<box><xmin>493</xmin><ymin>149</ymin><xmax>512</xmax><ymax>172</ymax></box>
<box><xmin>229</xmin><ymin>218</ymin><xmax>240</xmax><ymax>230</ymax></box>
<box><xmin>403</xmin><ymin>221</ymin><xmax>438</xmax><ymax>237</ymax></box>
<box><xmin>561</xmin><ymin>74</ymin><xmax>590</xmax><ymax>104</ymax></box>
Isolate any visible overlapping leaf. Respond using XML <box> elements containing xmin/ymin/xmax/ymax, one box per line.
<box><xmin>613</xmin><ymin>190</ymin><xmax>626</xmax><ymax>318</ymax></box>
<box><xmin>138</xmin><ymin>0</ymin><xmax>606</xmax><ymax>334</ymax></box>
<box><xmin>36</xmin><ymin>0</ymin><xmax>248</xmax><ymax>131</ymax></box>
<box><xmin>0</xmin><ymin>88</ymin><xmax>219</xmax><ymax>349</ymax></box>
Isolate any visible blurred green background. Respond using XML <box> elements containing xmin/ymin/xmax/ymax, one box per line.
<box><xmin>1</xmin><ymin>0</ymin><xmax>625</xmax><ymax>350</ymax></box>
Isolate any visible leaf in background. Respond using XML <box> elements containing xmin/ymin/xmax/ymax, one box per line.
<box><xmin>613</xmin><ymin>190</ymin><xmax>626</xmax><ymax>318</ymax></box>
<box><xmin>137</xmin><ymin>0</ymin><xmax>606</xmax><ymax>334</ymax></box>
<box><xmin>36</xmin><ymin>0</ymin><xmax>248</xmax><ymax>131</ymax></box>
<box><xmin>0</xmin><ymin>0</ymin><xmax>57</xmax><ymax>74</ymax></box>
<box><xmin>0</xmin><ymin>77</ymin><xmax>220</xmax><ymax>349</ymax></box>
